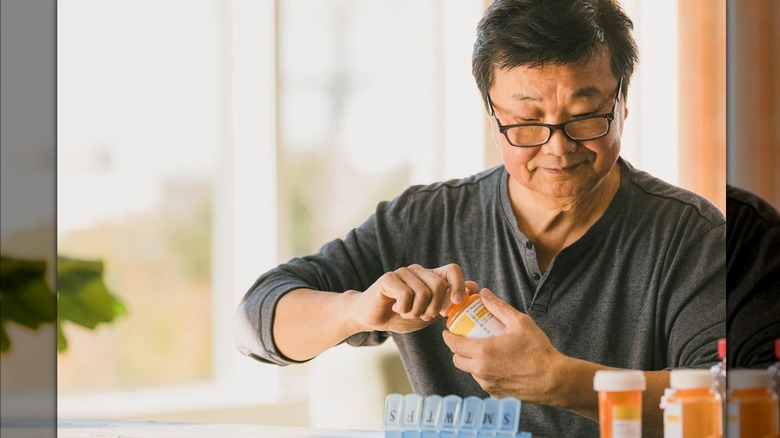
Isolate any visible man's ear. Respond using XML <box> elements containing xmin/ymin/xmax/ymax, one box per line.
<box><xmin>486</xmin><ymin>117</ymin><xmax>504</xmax><ymax>163</ymax></box>
<box><xmin>622</xmin><ymin>93</ymin><xmax>629</xmax><ymax>120</ymax></box>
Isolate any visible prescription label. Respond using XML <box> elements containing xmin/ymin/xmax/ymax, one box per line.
<box><xmin>612</xmin><ymin>405</ymin><xmax>641</xmax><ymax>438</ymax></box>
<box><xmin>726</xmin><ymin>403</ymin><xmax>739</xmax><ymax>438</ymax></box>
<box><xmin>663</xmin><ymin>402</ymin><xmax>682</xmax><ymax>438</ymax></box>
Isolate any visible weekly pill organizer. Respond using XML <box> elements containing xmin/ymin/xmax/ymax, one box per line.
<box><xmin>383</xmin><ymin>393</ymin><xmax>531</xmax><ymax>437</ymax></box>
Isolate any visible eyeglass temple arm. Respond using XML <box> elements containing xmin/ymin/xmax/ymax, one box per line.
<box><xmin>485</xmin><ymin>94</ymin><xmax>496</xmax><ymax>116</ymax></box>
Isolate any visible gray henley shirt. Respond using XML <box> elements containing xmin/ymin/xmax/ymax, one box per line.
<box><xmin>235</xmin><ymin>158</ymin><xmax>726</xmax><ymax>436</ymax></box>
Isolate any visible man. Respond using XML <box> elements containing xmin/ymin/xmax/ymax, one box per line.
<box><xmin>234</xmin><ymin>0</ymin><xmax>725</xmax><ymax>435</ymax></box>
<box><xmin>726</xmin><ymin>185</ymin><xmax>780</xmax><ymax>367</ymax></box>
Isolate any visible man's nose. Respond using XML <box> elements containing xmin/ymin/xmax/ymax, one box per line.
<box><xmin>542</xmin><ymin>128</ymin><xmax>576</xmax><ymax>156</ymax></box>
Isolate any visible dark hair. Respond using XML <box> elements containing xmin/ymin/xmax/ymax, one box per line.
<box><xmin>472</xmin><ymin>0</ymin><xmax>638</xmax><ymax>106</ymax></box>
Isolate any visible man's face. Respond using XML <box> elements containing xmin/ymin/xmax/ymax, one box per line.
<box><xmin>487</xmin><ymin>56</ymin><xmax>627</xmax><ymax>201</ymax></box>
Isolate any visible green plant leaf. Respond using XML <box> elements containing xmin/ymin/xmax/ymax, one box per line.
<box><xmin>0</xmin><ymin>255</ymin><xmax>127</xmax><ymax>353</ymax></box>
<box><xmin>57</xmin><ymin>256</ymin><xmax>127</xmax><ymax>330</ymax></box>
<box><xmin>56</xmin><ymin>319</ymin><xmax>68</xmax><ymax>353</ymax></box>
<box><xmin>0</xmin><ymin>256</ymin><xmax>57</xmax><ymax>326</ymax></box>
<box><xmin>0</xmin><ymin>256</ymin><xmax>57</xmax><ymax>353</ymax></box>
<box><xmin>0</xmin><ymin>323</ymin><xmax>9</xmax><ymax>353</ymax></box>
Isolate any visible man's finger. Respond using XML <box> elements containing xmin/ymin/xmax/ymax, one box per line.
<box><xmin>451</xmin><ymin>352</ymin><xmax>478</xmax><ymax>374</ymax></box>
<box><xmin>394</xmin><ymin>267</ymin><xmax>436</xmax><ymax>318</ymax></box>
<box><xmin>433</xmin><ymin>263</ymin><xmax>465</xmax><ymax>304</ymax></box>
<box><xmin>380</xmin><ymin>268</ymin><xmax>428</xmax><ymax>315</ymax></box>
<box><xmin>442</xmin><ymin>329</ymin><xmax>479</xmax><ymax>358</ymax></box>
<box><xmin>479</xmin><ymin>288</ymin><xmax>521</xmax><ymax>329</ymax></box>
<box><xmin>407</xmin><ymin>265</ymin><xmax>450</xmax><ymax>319</ymax></box>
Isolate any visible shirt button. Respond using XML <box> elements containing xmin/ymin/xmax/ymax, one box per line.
<box><xmin>531</xmin><ymin>272</ymin><xmax>540</xmax><ymax>281</ymax></box>
<box><xmin>525</xmin><ymin>241</ymin><xmax>533</xmax><ymax>249</ymax></box>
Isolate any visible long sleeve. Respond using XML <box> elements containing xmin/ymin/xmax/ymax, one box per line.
<box><xmin>233</xmin><ymin>189</ymin><xmax>412</xmax><ymax>365</ymax></box>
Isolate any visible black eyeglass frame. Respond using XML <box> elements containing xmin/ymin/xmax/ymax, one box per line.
<box><xmin>485</xmin><ymin>77</ymin><xmax>623</xmax><ymax>148</ymax></box>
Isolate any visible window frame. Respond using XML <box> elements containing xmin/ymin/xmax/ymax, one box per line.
<box><xmin>57</xmin><ymin>0</ymin><xmax>487</xmax><ymax>419</ymax></box>
<box><xmin>57</xmin><ymin>0</ymin><xmax>282</xmax><ymax>418</ymax></box>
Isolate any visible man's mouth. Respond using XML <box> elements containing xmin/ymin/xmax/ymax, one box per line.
<box><xmin>542</xmin><ymin>162</ymin><xmax>584</xmax><ymax>174</ymax></box>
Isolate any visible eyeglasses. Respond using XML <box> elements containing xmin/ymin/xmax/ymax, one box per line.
<box><xmin>486</xmin><ymin>78</ymin><xmax>623</xmax><ymax>148</ymax></box>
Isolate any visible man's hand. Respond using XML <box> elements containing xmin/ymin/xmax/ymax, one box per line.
<box><xmin>442</xmin><ymin>288</ymin><xmax>667</xmax><ymax>431</ymax></box>
<box><xmin>273</xmin><ymin>263</ymin><xmax>474</xmax><ymax>363</ymax></box>
<box><xmin>441</xmin><ymin>287</ymin><xmax>570</xmax><ymax>406</ymax></box>
<box><xmin>349</xmin><ymin>263</ymin><xmax>473</xmax><ymax>334</ymax></box>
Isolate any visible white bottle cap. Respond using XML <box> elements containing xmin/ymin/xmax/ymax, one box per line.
<box><xmin>669</xmin><ymin>369</ymin><xmax>715</xmax><ymax>389</ymax></box>
<box><xmin>728</xmin><ymin>369</ymin><xmax>773</xmax><ymax>389</ymax></box>
<box><xmin>659</xmin><ymin>388</ymin><xmax>675</xmax><ymax>409</ymax></box>
<box><xmin>593</xmin><ymin>370</ymin><xmax>646</xmax><ymax>392</ymax></box>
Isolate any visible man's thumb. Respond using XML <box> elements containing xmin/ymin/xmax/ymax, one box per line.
<box><xmin>479</xmin><ymin>288</ymin><xmax>515</xmax><ymax>326</ymax></box>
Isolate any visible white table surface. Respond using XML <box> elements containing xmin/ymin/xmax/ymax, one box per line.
<box><xmin>0</xmin><ymin>420</ymin><xmax>385</xmax><ymax>438</ymax></box>
<box><xmin>3</xmin><ymin>420</ymin><xmax>548</xmax><ymax>437</ymax></box>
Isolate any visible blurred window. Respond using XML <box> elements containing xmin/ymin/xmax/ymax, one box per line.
<box><xmin>57</xmin><ymin>0</ymin><xmax>220</xmax><ymax>395</ymax></box>
<box><xmin>57</xmin><ymin>0</ymin><xmax>704</xmax><ymax>424</ymax></box>
<box><xmin>57</xmin><ymin>0</ymin><xmax>484</xmax><ymax>421</ymax></box>
<box><xmin>277</xmin><ymin>0</ymin><xmax>485</xmax><ymax>262</ymax></box>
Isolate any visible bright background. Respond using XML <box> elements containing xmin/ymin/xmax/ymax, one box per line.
<box><xmin>50</xmin><ymin>0</ymin><xmax>728</xmax><ymax>429</ymax></box>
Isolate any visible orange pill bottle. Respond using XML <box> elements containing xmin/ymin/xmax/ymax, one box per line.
<box><xmin>726</xmin><ymin>369</ymin><xmax>779</xmax><ymax>438</ymax></box>
<box><xmin>662</xmin><ymin>369</ymin><xmax>722</xmax><ymax>437</ymax></box>
<box><xmin>443</xmin><ymin>292</ymin><xmax>505</xmax><ymax>338</ymax></box>
<box><xmin>594</xmin><ymin>370</ymin><xmax>646</xmax><ymax>438</ymax></box>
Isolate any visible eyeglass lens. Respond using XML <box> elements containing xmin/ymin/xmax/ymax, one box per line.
<box><xmin>504</xmin><ymin>117</ymin><xmax>609</xmax><ymax>146</ymax></box>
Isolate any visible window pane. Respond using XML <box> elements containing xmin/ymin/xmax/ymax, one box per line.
<box><xmin>278</xmin><ymin>0</ymin><xmax>439</xmax><ymax>260</ymax></box>
<box><xmin>57</xmin><ymin>0</ymin><xmax>218</xmax><ymax>394</ymax></box>
<box><xmin>275</xmin><ymin>1</ymin><xmax>484</xmax><ymax>428</ymax></box>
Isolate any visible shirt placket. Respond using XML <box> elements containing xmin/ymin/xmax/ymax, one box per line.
<box><xmin>521</xmin><ymin>238</ymin><xmax>554</xmax><ymax>315</ymax></box>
